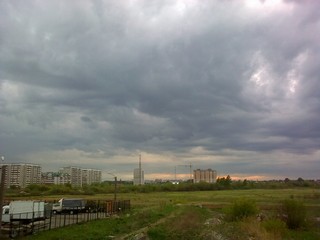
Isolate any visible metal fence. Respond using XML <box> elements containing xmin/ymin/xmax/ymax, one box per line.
<box><xmin>1</xmin><ymin>200</ymin><xmax>130</xmax><ymax>239</ymax></box>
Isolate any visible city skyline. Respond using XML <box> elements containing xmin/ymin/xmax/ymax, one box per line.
<box><xmin>0</xmin><ymin>163</ymin><xmax>102</xmax><ymax>188</ymax></box>
<box><xmin>1</xmin><ymin>1</ymin><xmax>319</xmax><ymax>181</ymax></box>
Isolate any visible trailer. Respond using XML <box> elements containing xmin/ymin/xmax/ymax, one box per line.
<box><xmin>2</xmin><ymin>200</ymin><xmax>51</xmax><ymax>224</ymax></box>
<box><xmin>1</xmin><ymin>200</ymin><xmax>51</xmax><ymax>238</ymax></box>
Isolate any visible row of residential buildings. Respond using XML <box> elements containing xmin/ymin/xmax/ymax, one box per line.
<box><xmin>0</xmin><ymin>163</ymin><xmax>102</xmax><ymax>188</ymax></box>
<box><xmin>0</xmin><ymin>163</ymin><xmax>217</xmax><ymax>189</ymax></box>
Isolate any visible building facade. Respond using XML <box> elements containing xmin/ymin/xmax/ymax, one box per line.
<box><xmin>41</xmin><ymin>172</ymin><xmax>55</xmax><ymax>185</ymax></box>
<box><xmin>59</xmin><ymin>166</ymin><xmax>82</xmax><ymax>187</ymax></box>
<box><xmin>0</xmin><ymin>164</ymin><xmax>102</xmax><ymax>188</ymax></box>
<box><xmin>81</xmin><ymin>168</ymin><xmax>102</xmax><ymax>185</ymax></box>
<box><xmin>133</xmin><ymin>168</ymin><xmax>144</xmax><ymax>185</ymax></box>
<box><xmin>193</xmin><ymin>169</ymin><xmax>217</xmax><ymax>183</ymax></box>
<box><xmin>0</xmin><ymin>163</ymin><xmax>41</xmax><ymax>188</ymax></box>
<box><xmin>54</xmin><ymin>173</ymin><xmax>71</xmax><ymax>185</ymax></box>
<box><xmin>59</xmin><ymin>166</ymin><xmax>102</xmax><ymax>187</ymax></box>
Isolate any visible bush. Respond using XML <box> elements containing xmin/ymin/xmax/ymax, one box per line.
<box><xmin>225</xmin><ymin>198</ymin><xmax>258</xmax><ymax>221</ymax></box>
<box><xmin>281</xmin><ymin>199</ymin><xmax>306</xmax><ymax>229</ymax></box>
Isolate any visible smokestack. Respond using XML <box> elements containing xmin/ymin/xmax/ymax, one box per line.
<box><xmin>139</xmin><ymin>154</ymin><xmax>142</xmax><ymax>185</ymax></box>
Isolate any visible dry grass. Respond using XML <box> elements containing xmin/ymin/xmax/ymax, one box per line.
<box><xmin>240</xmin><ymin>217</ymin><xmax>285</xmax><ymax>240</ymax></box>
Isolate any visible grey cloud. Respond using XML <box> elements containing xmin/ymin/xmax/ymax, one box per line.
<box><xmin>0</xmin><ymin>0</ymin><xmax>319</xmax><ymax>179</ymax></box>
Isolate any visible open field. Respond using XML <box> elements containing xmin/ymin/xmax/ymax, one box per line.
<box><xmin>14</xmin><ymin>187</ymin><xmax>320</xmax><ymax>206</ymax></box>
<box><xmin>17</xmin><ymin>188</ymin><xmax>320</xmax><ymax>239</ymax></box>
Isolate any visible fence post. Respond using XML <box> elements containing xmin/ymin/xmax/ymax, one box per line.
<box><xmin>63</xmin><ymin>213</ymin><xmax>66</xmax><ymax>227</ymax></box>
<box><xmin>49</xmin><ymin>209</ymin><xmax>52</xmax><ymax>230</ymax></box>
<box><xmin>32</xmin><ymin>211</ymin><xmax>35</xmax><ymax>234</ymax></box>
<box><xmin>97</xmin><ymin>200</ymin><xmax>100</xmax><ymax>219</ymax></box>
<box><xmin>87</xmin><ymin>210</ymin><xmax>89</xmax><ymax>222</ymax></box>
<box><xmin>95</xmin><ymin>200</ymin><xmax>98</xmax><ymax>220</ymax></box>
<box><xmin>76</xmin><ymin>207</ymin><xmax>78</xmax><ymax>224</ymax></box>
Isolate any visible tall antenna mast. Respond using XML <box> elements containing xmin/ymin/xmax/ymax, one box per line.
<box><xmin>139</xmin><ymin>154</ymin><xmax>142</xmax><ymax>185</ymax></box>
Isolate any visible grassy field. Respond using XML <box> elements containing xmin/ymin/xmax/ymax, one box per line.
<box><xmin>21</xmin><ymin>188</ymin><xmax>320</xmax><ymax>240</ymax></box>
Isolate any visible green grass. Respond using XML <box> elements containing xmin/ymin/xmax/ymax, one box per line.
<box><xmin>20</xmin><ymin>188</ymin><xmax>320</xmax><ymax>240</ymax></box>
<box><xmin>286</xmin><ymin>229</ymin><xmax>320</xmax><ymax>240</ymax></box>
<box><xmin>147</xmin><ymin>206</ymin><xmax>211</xmax><ymax>240</ymax></box>
<box><xmin>25</xmin><ymin>204</ymin><xmax>176</xmax><ymax>240</ymax></box>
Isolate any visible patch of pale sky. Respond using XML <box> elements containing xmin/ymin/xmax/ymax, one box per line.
<box><xmin>245</xmin><ymin>0</ymin><xmax>291</xmax><ymax>12</ymax></box>
<box><xmin>1</xmin><ymin>80</ymin><xmax>21</xmax><ymax>101</ymax></box>
<box><xmin>231</xmin><ymin>174</ymin><xmax>277</xmax><ymax>181</ymax></box>
<box><xmin>286</xmin><ymin>50</ymin><xmax>309</xmax><ymax>95</ymax></box>
<box><xmin>132</xmin><ymin>108</ymin><xmax>167</xmax><ymax>126</ymax></box>
<box><xmin>247</xmin><ymin>48</ymin><xmax>308</xmax><ymax>101</ymax></box>
<box><xmin>249</xmin><ymin>51</ymin><xmax>274</xmax><ymax>89</ymax></box>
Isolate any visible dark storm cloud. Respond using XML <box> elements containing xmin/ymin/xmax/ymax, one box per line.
<box><xmin>0</xmin><ymin>0</ymin><xmax>319</xmax><ymax>179</ymax></box>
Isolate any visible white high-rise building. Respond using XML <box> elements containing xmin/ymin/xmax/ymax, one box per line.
<box><xmin>133</xmin><ymin>155</ymin><xmax>144</xmax><ymax>185</ymax></box>
<box><xmin>133</xmin><ymin>168</ymin><xmax>144</xmax><ymax>185</ymax></box>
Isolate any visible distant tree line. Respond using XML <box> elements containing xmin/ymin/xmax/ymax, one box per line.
<box><xmin>4</xmin><ymin>176</ymin><xmax>320</xmax><ymax>197</ymax></box>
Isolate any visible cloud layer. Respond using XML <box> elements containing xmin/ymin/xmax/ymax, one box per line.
<box><xmin>1</xmin><ymin>0</ymin><xmax>319</xmax><ymax>180</ymax></box>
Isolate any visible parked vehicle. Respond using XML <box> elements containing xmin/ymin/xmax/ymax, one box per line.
<box><xmin>1</xmin><ymin>200</ymin><xmax>51</xmax><ymax>224</ymax></box>
<box><xmin>1</xmin><ymin>200</ymin><xmax>52</xmax><ymax>238</ymax></box>
<box><xmin>52</xmin><ymin>198</ymin><xmax>85</xmax><ymax>214</ymax></box>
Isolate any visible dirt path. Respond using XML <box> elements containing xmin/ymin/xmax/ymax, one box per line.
<box><xmin>117</xmin><ymin>211</ymin><xmax>177</xmax><ymax>240</ymax></box>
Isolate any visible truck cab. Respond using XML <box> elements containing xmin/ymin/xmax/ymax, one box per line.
<box><xmin>52</xmin><ymin>203</ymin><xmax>62</xmax><ymax>214</ymax></box>
<box><xmin>2</xmin><ymin>205</ymin><xmax>10</xmax><ymax>223</ymax></box>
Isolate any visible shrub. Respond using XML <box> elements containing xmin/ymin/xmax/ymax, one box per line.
<box><xmin>225</xmin><ymin>198</ymin><xmax>258</xmax><ymax>221</ymax></box>
<box><xmin>281</xmin><ymin>199</ymin><xmax>306</xmax><ymax>229</ymax></box>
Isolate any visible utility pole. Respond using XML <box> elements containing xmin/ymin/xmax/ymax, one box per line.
<box><xmin>114</xmin><ymin>176</ymin><xmax>117</xmax><ymax>201</ymax></box>
<box><xmin>107</xmin><ymin>172</ymin><xmax>117</xmax><ymax>201</ymax></box>
<box><xmin>177</xmin><ymin>163</ymin><xmax>193</xmax><ymax>182</ymax></box>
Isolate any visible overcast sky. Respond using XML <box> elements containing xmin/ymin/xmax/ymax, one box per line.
<box><xmin>1</xmin><ymin>0</ymin><xmax>319</xmax><ymax>181</ymax></box>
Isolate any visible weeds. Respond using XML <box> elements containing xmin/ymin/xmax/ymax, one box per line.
<box><xmin>262</xmin><ymin>218</ymin><xmax>287</xmax><ymax>239</ymax></box>
<box><xmin>225</xmin><ymin>198</ymin><xmax>258</xmax><ymax>221</ymax></box>
<box><xmin>281</xmin><ymin>199</ymin><xmax>306</xmax><ymax>229</ymax></box>
<box><xmin>147</xmin><ymin>206</ymin><xmax>210</xmax><ymax>240</ymax></box>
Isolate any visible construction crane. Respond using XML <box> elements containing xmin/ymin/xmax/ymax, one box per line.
<box><xmin>177</xmin><ymin>163</ymin><xmax>193</xmax><ymax>182</ymax></box>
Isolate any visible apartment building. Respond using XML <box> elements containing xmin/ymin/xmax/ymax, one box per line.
<box><xmin>193</xmin><ymin>169</ymin><xmax>217</xmax><ymax>183</ymax></box>
<box><xmin>0</xmin><ymin>163</ymin><xmax>41</xmax><ymax>188</ymax></box>
<box><xmin>59</xmin><ymin>166</ymin><xmax>102</xmax><ymax>187</ymax></box>
<box><xmin>59</xmin><ymin>166</ymin><xmax>82</xmax><ymax>187</ymax></box>
<box><xmin>82</xmin><ymin>168</ymin><xmax>102</xmax><ymax>185</ymax></box>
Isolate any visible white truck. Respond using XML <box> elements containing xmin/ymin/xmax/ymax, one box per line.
<box><xmin>1</xmin><ymin>200</ymin><xmax>52</xmax><ymax>238</ymax></box>
<box><xmin>2</xmin><ymin>200</ymin><xmax>51</xmax><ymax>224</ymax></box>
